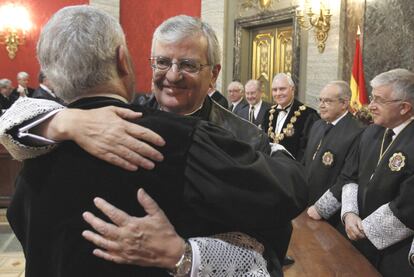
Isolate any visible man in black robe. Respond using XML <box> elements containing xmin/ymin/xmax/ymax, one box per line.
<box><xmin>0</xmin><ymin>78</ymin><xmax>14</xmax><ymax>110</ymax></box>
<box><xmin>304</xmin><ymin>81</ymin><xmax>365</xmax><ymax>227</ymax></box>
<box><xmin>325</xmin><ymin>69</ymin><xmax>414</xmax><ymax>277</ymax></box>
<box><xmin>2</xmin><ymin>7</ymin><xmax>307</xmax><ymax>277</ymax></box>
<box><xmin>262</xmin><ymin>73</ymin><xmax>319</xmax><ymax>160</ymax></box>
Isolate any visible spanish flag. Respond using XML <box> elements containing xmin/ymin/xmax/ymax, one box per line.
<box><xmin>350</xmin><ymin>26</ymin><xmax>368</xmax><ymax>110</ymax></box>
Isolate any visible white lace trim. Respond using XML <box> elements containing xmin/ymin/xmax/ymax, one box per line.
<box><xmin>341</xmin><ymin>183</ymin><xmax>359</xmax><ymax>222</ymax></box>
<box><xmin>0</xmin><ymin>97</ymin><xmax>63</xmax><ymax>160</ymax></box>
<box><xmin>189</xmin><ymin>237</ymin><xmax>269</xmax><ymax>277</ymax></box>
<box><xmin>362</xmin><ymin>203</ymin><xmax>414</xmax><ymax>250</ymax></box>
<box><xmin>314</xmin><ymin>190</ymin><xmax>341</xmax><ymax>219</ymax></box>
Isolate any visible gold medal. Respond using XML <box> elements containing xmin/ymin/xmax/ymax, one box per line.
<box><xmin>388</xmin><ymin>152</ymin><xmax>405</xmax><ymax>172</ymax></box>
<box><xmin>322</xmin><ymin>151</ymin><xmax>334</xmax><ymax>166</ymax></box>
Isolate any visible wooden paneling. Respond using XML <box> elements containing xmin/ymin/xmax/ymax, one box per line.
<box><xmin>284</xmin><ymin>212</ymin><xmax>381</xmax><ymax>277</ymax></box>
<box><xmin>0</xmin><ymin>146</ymin><xmax>21</xmax><ymax>207</ymax></box>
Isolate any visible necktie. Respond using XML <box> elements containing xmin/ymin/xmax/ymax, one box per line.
<box><xmin>229</xmin><ymin>104</ymin><xmax>234</xmax><ymax>111</ymax></box>
<box><xmin>249</xmin><ymin>106</ymin><xmax>255</xmax><ymax>122</ymax></box>
<box><xmin>381</xmin><ymin>128</ymin><xmax>395</xmax><ymax>156</ymax></box>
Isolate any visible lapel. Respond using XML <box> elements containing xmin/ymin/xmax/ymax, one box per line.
<box><xmin>282</xmin><ymin>99</ymin><xmax>300</xmax><ymax>130</ymax></box>
<box><xmin>234</xmin><ymin>98</ymin><xmax>247</xmax><ymax>114</ymax></box>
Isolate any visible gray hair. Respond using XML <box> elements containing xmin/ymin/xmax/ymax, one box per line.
<box><xmin>37</xmin><ymin>5</ymin><xmax>126</xmax><ymax>102</ymax></box>
<box><xmin>0</xmin><ymin>79</ymin><xmax>12</xmax><ymax>89</ymax></box>
<box><xmin>327</xmin><ymin>80</ymin><xmax>351</xmax><ymax>100</ymax></box>
<box><xmin>273</xmin><ymin>73</ymin><xmax>295</xmax><ymax>87</ymax></box>
<box><xmin>151</xmin><ymin>15</ymin><xmax>221</xmax><ymax>66</ymax></box>
<box><xmin>228</xmin><ymin>81</ymin><xmax>244</xmax><ymax>93</ymax></box>
<box><xmin>371</xmin><ymin>68</ymin><xmax>414</xmax><ymax>104</ymax></box>
<box><xmin>245</xmin><ymin>79</ymin><xmax>261</xmax><ymax>92</ymax></box>
<box><xmin>17</xmin><ymin>72</ymin><xmax>29</xmax><ymax>80</ymax></box>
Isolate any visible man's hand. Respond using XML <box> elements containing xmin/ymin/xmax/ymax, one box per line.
<box><xmin>344</xmin><ymin>213</ymin><xmax>366</xmax><ymax>240</ymax></box>
<box><xmin>307</xmin><ymin>205</ymin><xmax>322</xmax><ymax>220</ymax></box>
<box><xmin>82</xmin><ymin>188</ymin><xmax>185</xmax><ymax>269</ymax></box>
<box><xmin>39</xmin><ymin>106</ymin><xmax>165</xmax><ymax>171</ymax></box>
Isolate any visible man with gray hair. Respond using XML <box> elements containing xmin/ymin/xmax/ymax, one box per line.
<box><xmin>0</xmin><ymin>78</ymin><xmax>16</xmax><ymax>110</ymax></box>
<box><xmin>12</xmin><ymin>71</ymin><xmax>34</xmax><ymax>97</ymax></box>
<box><xmin>318</xmin><ymin>69</ymin><xmax>414</xmax><ymax>276</ymax></box>
<box><xmin>2</xmin><ymin>6</ymin><xmax>307</xmax><ymax>277</ymax></box>
<box><xmin>227</xmin><ymin>80</ymin><xmax>247</xmax><ymax>116</ymax></box>
<box><xmin>304</xmin><ymin>81</ymin><xmax>365</xmax><ymax>227</ymax></box>
<box><xmin>240</xmin><ymin>79</ymin><xmax>271</xmax><ymax>127</ymax></box>
<box><xmin>262</xmin><ymin>73</ymin><xmax>319</xmax><ymax>160</ymax></box>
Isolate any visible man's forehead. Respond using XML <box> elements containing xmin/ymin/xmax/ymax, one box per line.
<box><xmin>153</xmin><ymin>36</ymin><xmax>208</xmax><ymax>59</ymax></box>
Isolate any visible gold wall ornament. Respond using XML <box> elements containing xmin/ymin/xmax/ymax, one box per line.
<box><xmin>0</xmin><ymin>4</ymin><xmax>32</xmax><ymax>59</ymax></box>
<box><xmin>241</xmin><ymin>0</ymin><xmax>279</xmax><ymax>12</ymax></box>
<box><xmin>296</xmin><ymin>3</ymin><xmax>331</xmax><ymax>53</ymax></box>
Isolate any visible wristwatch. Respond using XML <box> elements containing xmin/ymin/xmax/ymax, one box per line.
<box><xmin>167</xmin><ymin>241</ymin><xmax>192</xmax><ymax>276</ymax></box>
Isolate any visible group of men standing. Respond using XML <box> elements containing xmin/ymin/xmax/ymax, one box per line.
<box><xmin>220</xmin><ymin>67</ymin><xmax>414</xmax><ymax>276</ymax></box>
<box><xmin>0</xmin><ymin>4</ymin><xmax>413</xmax><ymax>277</ymax></box>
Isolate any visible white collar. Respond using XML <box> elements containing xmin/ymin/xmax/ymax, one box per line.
<box><xmin>251</xmin><ymin>100</ymin><xmax>262</xmax><ymax>110</ymax></box>
<box><xmin>232</xmin><ymin>98</ymin><xmax>243</xmax><ymax>106</ymax></box>
<box><xmin>392</xmin><ymin>117</ymin><xmax>413</xmax><ymax>138</ymax></box>
<box><xmin>330</xmin><ymin>111</ymin><xmax>348</xmax><ymax>126</ymax></box>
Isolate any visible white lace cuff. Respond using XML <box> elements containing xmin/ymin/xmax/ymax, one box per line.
<box><xmin>341</xmin><ymin>183</ymin><xmax>359</xmax><ymax>222</ymax></box>
<box><xmin>314</xmin><ymin>190</ymin><xmax>341</xmax><ymax>219</ymax></box>
<box><xmin>189</xmin><ymin>235</ymin><xmax>269</xmax><ymax>276</ymax></box>
<box><xmin>362</xmin><ymin>203</ymin><xmax>414</xmax><ymax>250</ymax></box>
<box><xmin>270</xmin><ymin>142</ymin><xmax>293</xmax><ymax>159</ymax></box>
<box><xmin>0</xmin><ymin>97</ymin><xmax>64</xmax><ymax>160</ymax></box>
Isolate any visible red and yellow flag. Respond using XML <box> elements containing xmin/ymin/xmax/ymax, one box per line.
<box><xmin>350</xmin><ymin>27</ymin><xmax>368</xmax><ymax>110</ymax></box>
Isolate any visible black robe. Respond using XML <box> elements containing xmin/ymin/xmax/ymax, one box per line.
<box><xmin>303</xmin><ymin>113</ymin><xmax>365</xmax><ymax>226</ymax></box>
<box><xmin>262</xmin><ymin>99</ymin><xmax>319</xmax><ymax>160</ymax></box>
<box><xmin>7</xmin><ymin>96</ymin><xmax>307</xmax><ymax>277</ymax></box>
<box><xmin>339</xmin><ymin>122</ymin><xmax>414</xmax><ymax>277</ymax></box>
<box><xmin>209</xmin><ymin>90</ymin><xmax>228</xmax><ymax>108</ymax></box>
<box><xmin>304</xmin><ymin>113</ymin><xmax>365</xmax><ymax>204</ymax></box>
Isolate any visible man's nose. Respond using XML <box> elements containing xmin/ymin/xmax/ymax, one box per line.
<box><xmin>165</xmin><ymin>64</ymin><xmax>183</xmax><ymax>82</ymax></box>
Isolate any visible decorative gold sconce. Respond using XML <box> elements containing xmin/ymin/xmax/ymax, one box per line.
<box><xmin>296</xmin><ymin>2</ymin><xmax>331</xmax><ymax>53</ymax></box>
<box><xmin>0</xmin><ymin>4</ymin><xmax>32</xmax><ymax>59</ymax></box>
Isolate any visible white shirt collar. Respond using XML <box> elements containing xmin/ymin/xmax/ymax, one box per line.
<box><xmin>330</xmin><ymin>111</ymin><xmax>348</xmax><ymax>126</ymax></box>
<box><xmin>231</xmin><ymin>98</ymin><xmax>243</xmax><ymax>106</ymax></box>
<box><xmin>392</xmin><ymin>117</ymin><xmax>414</xmax><ymax>138</ymax></box>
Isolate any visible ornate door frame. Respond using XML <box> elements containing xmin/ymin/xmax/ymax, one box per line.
<box><xmin>233</xmin><ymin>7</ymin><xmax>301</xmax><ymax>96</ymax></box>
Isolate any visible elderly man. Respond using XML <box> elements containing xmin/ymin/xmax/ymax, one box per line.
<box><xmin>240</xmin><ymin>79</ymin><xmax>271</xmax><ymax>127</ymax></box>
<box><xmin>262</xmin><ymin>73</ymin><xmax>319</xmax><ymax>160</ymax></box>
<box><xmin>0</xmin><ymin>79</ymin><xmax>15</xmax><ymax>110</ymax></box>
<box><xmin>32</xmin><ymin>71</ymin><xmax>64</xmax><ymax>104</ymax></box>
<box><xmin>320</xmin><ymin>68</ymin><xmax>414</xmax><ymax>276</ymax></box>
<box><xmin>304</xmin><ymin>81</ymin><xmax>365</xmax><ymax>227</ymax></box>
<box><xmin>11</xmin><ymin>71</ymin><xmax>34</xmax><ymax>97</ymax></box>
<box><xmin>227</xmin><ymin>81</ymin><xmax>247</xmax><ymax>116</ymax></box>
<box><xmin>0</xmin><ymin>11</ymin><xmax>307</xmax><ymax>277</ymax></box>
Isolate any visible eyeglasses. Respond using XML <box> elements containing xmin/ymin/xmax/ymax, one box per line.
<box><xmin>317</xmin><ymin>97</ymin><xmax>343</xmax><ymax>105</ymax></box>
<box><xmin>369</xmin><ymin>95</ymin><xmax>402</xmax><ymax>105</ymax></box>
<box><xmin>150</xmin><ymin>56</ymin><xmax>210</xmax><ymax>74</ymax></box>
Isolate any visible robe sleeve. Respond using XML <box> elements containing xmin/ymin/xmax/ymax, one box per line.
<box><xmin>0</xmin><ymin>97</ymin><xmax>63</xmax><ymax>160</ymax></box>
<box><xmin>361</xmin><ymin>174</ymin><xmax>414</xmax><ymax>250</ymax></box>
<box><xmin>184</xmin><ymin>121</ymin><xmax>308</xmax><ymax>231</ymax></box>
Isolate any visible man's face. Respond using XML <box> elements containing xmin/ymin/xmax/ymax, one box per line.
<box><xmin>227</xmin><ymin>83</ymin><xmax>243</xmax><ymax>103</ymax></box>
<box><xmin>152</xmin><ymin>35</ymin><xmax>219</xmax><ymax>115</ymax></box>
<box><xmin>368</xmin><ymin>84</ymin><xmax>406</xmax><ymax>128</ymax></box>
<box><xmin>18</xmin><ymin>77</ymin><xmax>29</xmax><ymax>88</ymax></box>
<box><xmin>319</xmin><ymin>84</ymin><xmax>348</xmax><ymax>123</ymax></box>
<box><xmin>245</xmin><ymin>82</ymin><xmax>261</xmax><ymax>106</ymax></box>
<box><xmin>272</xmin><ymin>77</ymin><xmax>294</xmax><ymax>108</ymax></box>
<box><xmin>0</xmin><ymin>84</ymin><xmax>13</xmax><ymax>97</ymax></box>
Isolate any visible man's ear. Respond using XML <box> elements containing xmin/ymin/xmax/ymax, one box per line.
<box><xmin>209</xmin><ymin>64</ymin><xmax>221</xmax><ymax>88</ymax></box>
<box><xmin>116</xmin><ymin>45</ymin><xmax>130</xmax><ymax>77</ymax></box>
<box><xmin>400</xmin><ymin>101</ymin><xmax>413</xmax><ymax>116</ymax></box>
